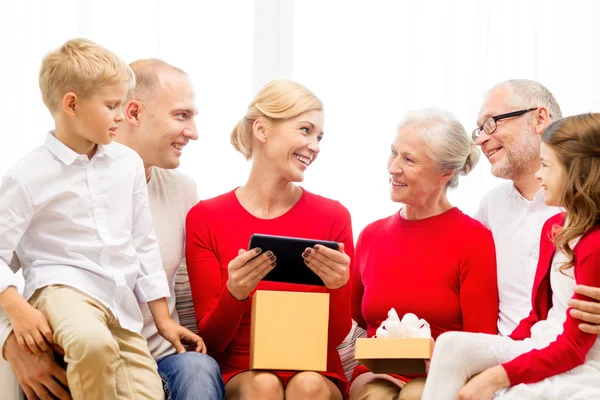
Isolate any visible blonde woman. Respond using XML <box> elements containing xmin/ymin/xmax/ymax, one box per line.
<box><xmin>186</xmin><ymin>80</ymin><xmax>353</xmax><ymax>399</ymax></box>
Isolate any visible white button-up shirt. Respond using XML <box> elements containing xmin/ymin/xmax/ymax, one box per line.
<box><xmin>475</xmin><ymin>181</ymin><xmax>561</xmax><ymax>336</ymax></box>
<box><xmin>0</xmin><ymin>133</ymin><xmax>169</xmax><ymax>335</ymax></box>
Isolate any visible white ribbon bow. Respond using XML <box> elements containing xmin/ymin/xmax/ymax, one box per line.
<box><xmin>375</xmin><ymin>309</ymin><xmax>431</xmax><ymax>339</ymax></box>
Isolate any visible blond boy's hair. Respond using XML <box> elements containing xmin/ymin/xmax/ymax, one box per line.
<box><xmin>39</xmin><ymin>38</ymin><xmax>135</xmax><ymax>113</ymax></box>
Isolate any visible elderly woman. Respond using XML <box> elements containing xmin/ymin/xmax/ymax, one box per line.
<box><xmin>349</xmin><ymin>108</ymin><xmax>500</xmax><ymax>400</ymax></box>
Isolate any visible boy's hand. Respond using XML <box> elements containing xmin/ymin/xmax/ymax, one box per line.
<box><xmin>0</xmin><ymin>287</ymin><xmax>53</xmax><ymax>356</ymax></box>
<box><xmin>148</xmin><ymin>297</ymin><xmax>206</xmax><ymax>353</ymax></box>
<box><xmin>158</xmin><ymin>319</ymin><xmax>207</xmax><ymax>354</ymax></box>
<box><xmin>10</xmin><ymin>303</ymin><xmax>54</xmax><ymax>356</ymax></box>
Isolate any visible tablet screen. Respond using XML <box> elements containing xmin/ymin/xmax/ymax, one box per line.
<box><xmin>248</xmin><ymin>234</ymin><xmax>339</xmax><ymax>286</ymax></box>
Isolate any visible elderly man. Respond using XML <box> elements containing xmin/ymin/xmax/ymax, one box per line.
<box><xmin>474</xmin><ymin>79</ymin><xmax>600</xmax><ymax>336</ymax></box>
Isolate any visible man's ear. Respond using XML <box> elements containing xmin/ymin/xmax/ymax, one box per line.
<box><xmin>253</xmin><ymin>118</ymin><xmax>268</xmax><ymax>144</ymax></box>
<box><xmin>534</xmin><ymin>107</ymin><xmax>551</xmax><ymax>136</ymax></box>
<box><xmin>125</xmin><ymin>100</ymin><xmax>143</xmax><ymax>126</ymax></box>
<box><xmin>62</xmin><ymin>92</ymin><xmax>78</xmax><ymax>118</ymax></box>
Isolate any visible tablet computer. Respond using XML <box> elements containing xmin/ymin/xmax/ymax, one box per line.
<box><xmin>248</xmin><ymin>234</ymin><xmax>339</xmax><ymax>286</ymax></box>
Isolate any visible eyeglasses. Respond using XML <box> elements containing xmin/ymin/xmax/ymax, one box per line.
<box><xmin>472</xmin><ymin>107</ymin><xmax>538</xmax><ymax>141</ymax></box>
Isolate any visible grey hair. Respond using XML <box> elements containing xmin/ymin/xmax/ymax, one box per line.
<box><xmin>398</xmin><ymin>108</ymin><xmax>480</xmax><ymax>189</ymax></box>
<box><xmin>490</xmin><ymin>79</ymin><xmax>562</xmax><ymax>123</ymax></box>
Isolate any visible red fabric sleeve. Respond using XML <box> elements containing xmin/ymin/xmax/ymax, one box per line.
<box><xmin>503</xmin><ymin>235</ymin><xmax>600</xmax><ymax>385</ymax></box>
<box><xmin>459</xmin><ymin>227</ymin><xmax>499</xmax><ymax>334</ymax></box>
<box><xmin>509</xmin><ymin>308</ymin><xmax>539</xmax><ymax>341</ymax></box>
<box><xmin>325</xmin><ymin>203</ymin><xmax>354</xmax><ymax>347</ymax></box>
<box><xmin>185</xmin><ymin>202</ymin><xmax>248</xmax><ymax>353</ymax></box>
<box><xmin>351</xmin><ymin>229</ymin><xmax>367</xmax><ymax>329</ymax></box>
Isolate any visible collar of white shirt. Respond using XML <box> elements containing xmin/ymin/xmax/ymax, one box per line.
<box><xmin>45</xmin><ymin>131</ymin><xmax>115</xmax><ymax>165</ymax></box>
<box><xmin>506</xmin><ymin>182</ymin><xmax>546</xmax><ymax>205</ymax></box>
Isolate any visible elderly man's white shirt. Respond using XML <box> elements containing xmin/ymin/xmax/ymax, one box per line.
<box><xmin>475</xmin><ymin>181</ymin><xmax>561</xmax><ymax>336</ymax></box>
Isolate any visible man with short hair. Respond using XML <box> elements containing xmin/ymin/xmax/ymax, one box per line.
<box><xmin>1</xmin><ymin>59</ymin><xmax>225</xmax><ymax>400</ymax></box>
<box><xmin>474</xmin><ymin>79</ymin><xmax>600</xmax><ymax>336</ymax></box>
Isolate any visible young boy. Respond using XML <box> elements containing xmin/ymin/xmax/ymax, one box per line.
<box><xmin>0</xmin><ymin>38</ymin><xmax>204</xmax><ymax>399</ymax></box>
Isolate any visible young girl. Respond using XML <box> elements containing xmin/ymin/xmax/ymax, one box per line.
<box><xmin>421</xmin><ymin>113</ymin><xmax>600</xmax><ymax>400</ymax></box>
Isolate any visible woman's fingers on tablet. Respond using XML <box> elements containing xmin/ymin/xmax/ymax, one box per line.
<box><xmin>304</xmin><ymin>246</ymin><xmax>348</xmax><ymax>273</ymax></box>
<box><xmin>303</xmin><ymin>247</ymin><xmax>327</xmax><ymax>266</ymax></box>
<box><xmin>239</xmin><ymin>252</ymin><xmax>276</xmax><ymax>280</ymax></box>
<box><xmin>313</xmin><ymin>244</ymin><xmax>350</xmax><ymax>265</ymax></box>
<box><xmin>236</xmin><ymin>250</ymin><xmax>271</xmax><ymax>273</ymax></box>
<box><xmin>257</xmin><ymin>258</ymin><xmax>276</xmax><ymax>281</ymax></box>
<box><xmin>230</xmin><ymin>247</ymin><xmax>263</xmax><ymax>270</ymax></box>
<box><xmin>249</xmin><ymin>251</ymin><xmax>275</xmax><ymax>272</ymax></box>
<box><xmin>305</xmin><ymin>253</ymin><xmax>348</xmax><ymax>288</ymax></box>
<box><xmin>304</xmin><ymin>247</ymin><xmax>349</xmax><ymax>289</ymax></box>
<box><xmin>305</xmin><ymin>260</ymin><xmax>328</xmax><ymax>280</ymax></box>
<box><xmin>253</xmin><ymin>254</ymin><xmax>276</xmax><ymax>275</ymax></box>
<box><xmin>306</xmin><ymin>256</ymin><xmax>333</xmax><ymax>277</ymax></box>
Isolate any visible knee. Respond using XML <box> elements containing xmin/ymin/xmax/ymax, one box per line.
<box><xmin>431</xmin><ymin>331</ymin><xmax>464</xmax><ymax>360</ymax></box>
<box><xmin>434</xmin><ymin>331</ymin><xmax>461</xmax><ymax>349</ymax></box>
<box><xmin>431</xmin><ymin>331</ymin><xmax>480</xmax><ymax>371</ymax></box>
<box><xmin>176</xmin><ymin>352</ymin><xmax>221</xmax><ymax>380</ymax></box>
<box><xmin>243</xmin><ymin>372</ymin><xmax>284</xmax><ymax>399</ymax></box>
<box><xmin>286</xmin><ymin>372</ymin><xmax>326</xmax><ymax>398</ymax></box>
<box><xmin>398</xmin><ymin>378</ymin><xmax>426</xmax><ymax>400</ymax></box>
<box><xmin>65</xmin><ymin>328</ymin><xmax>118</xmax><ymax>363</ymax></box>
<box><xmin>159</xmin><ymin>352</ymin><xmax>224</xmax><ymax>398</ymax></box>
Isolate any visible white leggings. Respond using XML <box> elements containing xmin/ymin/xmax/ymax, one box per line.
<box><xmin>421</xmin><ymin>331</ymin><xmax>600</xmax><ymax>400</ymax></box>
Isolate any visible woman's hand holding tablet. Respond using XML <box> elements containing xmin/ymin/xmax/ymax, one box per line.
<box><xmin>301</xmin><ymin>242</ymin><xmax>350</xmax><ymax>289</ymax></box>
<box><xmin>227</xmin><ymin>247</ymin><xmax>277</xmax><ymax>300</ymax></box>
<box><xmin>248</xmin><ymin>234</ymin><xmax>349</xmax><ymax>288</ymax></box>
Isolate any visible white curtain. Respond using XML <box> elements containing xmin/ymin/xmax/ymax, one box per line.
<box><xmin>0</xmin><ymin>0</ymin><xmax>255</xmax><ymax>197</ymax></box>
<box><xmin>3</xmin><ymin>0</ymin><xmax>599</xmax><ymax>237</ymax></box>
<box><xmin>293</xmin><ymin>0</ymin><xmax>600</xmax><ymax>235</ymax></box>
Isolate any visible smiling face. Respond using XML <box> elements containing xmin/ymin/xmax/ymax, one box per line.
<box><xmin>388</xmin><ymin>125</ymin><xmax>449</xmax><ymax>206</ymax></box>
<box><xmin>535</xmin><ymin>142</ymin><xmax>567</xmax><ymax>207</ymax></box>
<box><xmin>258</xmin><ymin>109</ymin><xmax>324</xmax><ymax>182</ymax></box>
<box><xmin>137</xmin><ymin>70</ymin><xmax>198</xmax><ymax>170</ymax></box>
<box><xmin>476</xmin><ymin>86</ymin><xmax>541</xmax><ymax>180</ymax></box>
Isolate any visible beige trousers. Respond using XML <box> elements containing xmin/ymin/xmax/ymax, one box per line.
<box><xmin>30</xmin><ymin>285</ymin><xmax>164</xmax><ymax>400</ymax></box>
